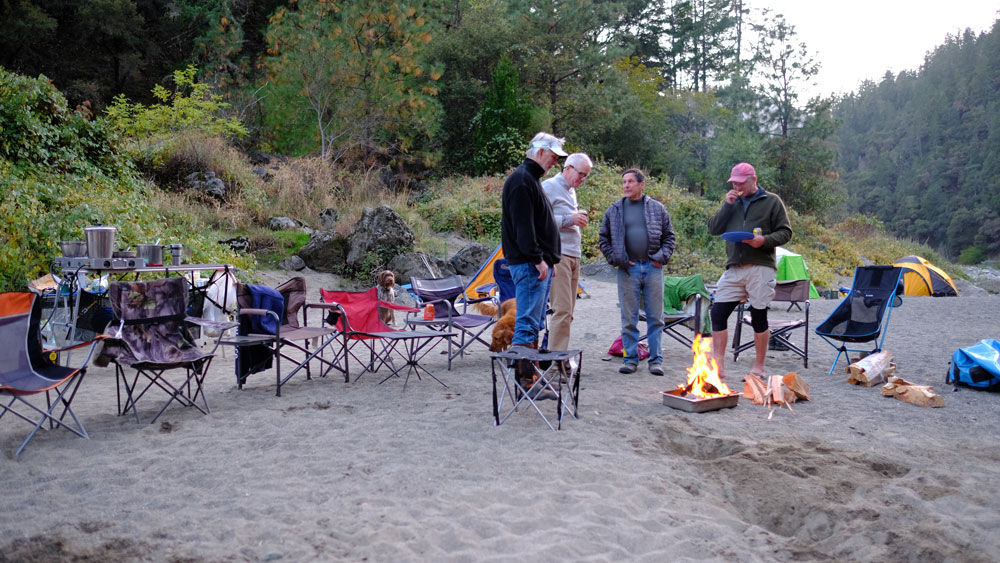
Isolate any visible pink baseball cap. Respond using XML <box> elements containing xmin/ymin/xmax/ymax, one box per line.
<box><xmin>728</xmin><ymin>162</ymin><xmax>756</xmax><ymax>183</ymax></box>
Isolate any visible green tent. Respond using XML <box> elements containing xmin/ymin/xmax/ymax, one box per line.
<box><xmin>776</xmin><ymin>247</ymin><xmax>820</xmax><ymax>299</ymax></box>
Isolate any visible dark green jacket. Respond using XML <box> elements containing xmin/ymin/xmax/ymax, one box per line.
<box><xmin>707</xmin><ymin>186</ymin><xmax>792</xmax><ymax>269</ymax></box>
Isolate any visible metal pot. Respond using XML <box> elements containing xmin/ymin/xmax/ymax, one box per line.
<box><xmin>84</xmin><ymin>226</ymin><xmax>117</xmax><ymax>259</ymax></box>
<box><xmin>59</xmin><ymin>241</ymin><xmax>88</xmax><ymax>257</ymax></box>
<box><xmin>136</xmin><ymin>244</ymin><xmax>164</xmax><ymax>265</ymax></box>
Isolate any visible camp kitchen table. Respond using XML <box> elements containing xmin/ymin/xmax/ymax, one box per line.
<box><xmin>47</xmin><ymin>258</ymin><xmax>237</xmax><ymax>346</ymax></box>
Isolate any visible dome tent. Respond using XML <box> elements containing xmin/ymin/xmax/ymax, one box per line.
<box><xmin>893</xmin><ymin>255</ymin><xmax>958</xmax><ymax>296</ymax></box>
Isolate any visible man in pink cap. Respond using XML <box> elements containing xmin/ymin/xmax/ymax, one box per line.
<box><xmin>707</xmin><ymin>162</ymin><xmax>792</xmax><ymax>378</ymax></box>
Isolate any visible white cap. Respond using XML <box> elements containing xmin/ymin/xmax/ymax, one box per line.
<box><xmin>529</xmin><ymin>136</ymin><xmax>568</xmax><ymax>157</ymax></box>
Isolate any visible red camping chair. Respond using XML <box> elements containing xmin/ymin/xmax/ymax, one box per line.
<box><xmin>0</xmin><ymin>292</ymin><xmax>106</xmax><ymax>456</ymax></box>
<box><xmin>319</xmin><ymin>288</ymin><xmax>453</xmax><ymax>387</ymax></box>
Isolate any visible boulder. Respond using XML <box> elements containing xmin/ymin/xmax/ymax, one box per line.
<box><xmin>449</xmin><ymin>243</ymin><xmax>491</xmax><ymax>275</ymax></box>
<box><xmin>278</xmin><ymin>255</ymin><xmax>306</xmax><ymax>271</ymax></box>
<box><xmin>386</xmin><ymin>252</ymin><xmax>457</xmax><ymax>285</ymax></box>
<box><xmin>346</xmin><ymin>205</ymin><xmax>414</xmax><ymax>268</ymax></box>
<box><xmin>297</xmin><ymin>231</ymin><xmax>349</xmax><ymax>273</ymax></box>
<box><xmin>269</xmin><ymin>217</ymin><xmax>300</xmax><ymax>231</ymax></box>
<box><xmin>185</xmin><ymin>170</ymin><xmax>226</xmax><ymax>199</ymax></box>
<box><xmin>319</xmin><ymin>208</ymin><xmax>339</xmax><ymax>229</ymax></box>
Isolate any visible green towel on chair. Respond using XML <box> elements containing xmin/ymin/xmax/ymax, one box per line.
<box><xmin>663</xmin><ymin>274</ymin><xmax>712</xmax><ymax>335</ymax></box>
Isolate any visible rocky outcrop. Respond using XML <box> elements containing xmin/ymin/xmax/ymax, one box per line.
<box><xmin>186</xmin><ymin>171</ymin><xmax>226</xmax><ymax>199</ymax></box>
<box><xmin>449</xmin><ymin>243</ymin><xmax>491</xmax><ymax>276</ymax></box>
<box><xmin>386</xmin><ymin>252</ymin><xmax>457</xmax><ymax>285</ymax></box>
<box><xmin>297</xmin><ymin>231</ymin><xmax>349</xmax><ymax>273</ymax></box>
<box><xmin>346</xmin><ymin>205</ymin><xmax>414</xmax><ymax>269</ymax></box>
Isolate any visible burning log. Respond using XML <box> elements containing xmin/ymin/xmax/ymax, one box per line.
<box><xmin>848</xmin><ymin>351</ymin><xmax>895</xmax><ymax>386</ymax></box>
<box><xmin>881</xmin><ymin>376</ymin><xmax>944</xmax><ymax>408</ymax></box>
<box><xmin>662</xmin><ymin>335</ymin><xmax>740</xmax><ymax>413</ymax></box>
<box><xmin>676</xmin><ymin>335</ymin><xmax>732</xmax><ymax>399</ymax></box>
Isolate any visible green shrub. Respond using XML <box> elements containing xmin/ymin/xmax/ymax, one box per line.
<box><xmin>958</xmin><ymin>245</ymin><xmax>986</xmax><ymax>265</ymax></box>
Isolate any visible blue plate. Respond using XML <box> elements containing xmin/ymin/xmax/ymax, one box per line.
<box><xmin>721</xmin><ymin>231</ymin><xmax>754</xmax><ymax>242</ymax></box>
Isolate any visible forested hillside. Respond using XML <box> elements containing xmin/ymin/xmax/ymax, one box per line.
<box><xmin>835</xmin><ymin>20</ymin><xmax>1000</xmax><ymax>263</ymax></box>
<box><xmin>1</xmin><ymin>0</ymin><xmax>840</xmax><ymax>211</ymax></box>
<box><xmin>0</xmin><ymin>0</ymin><xmax>993</xmax><ymax>290</ymax></box>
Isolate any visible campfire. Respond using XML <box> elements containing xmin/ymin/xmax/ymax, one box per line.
<box><xmin>661</xmin><ymin>335</ymin><xmax>739</xmax><ymax>413</ymax></box>
<box><xmin>678</xmin><ymin>334</ymin><xmax>731</xmax><ymax>398</ymax></box>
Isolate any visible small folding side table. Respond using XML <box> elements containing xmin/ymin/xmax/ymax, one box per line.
<box><xmin>490</xmin><ymin>347</ymin><xmax>582</xmax><ymax>430</ymax></box>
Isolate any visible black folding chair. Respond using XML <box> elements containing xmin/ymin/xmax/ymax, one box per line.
<box><xmin>815</xmin><ymin>266</ymin><xmax>903</xmax><ymax>374</ymax></box>
<box><xmin>732</xmin><ymin>279</ymin><xmax>811</xmax><ymax>368</ymax></box>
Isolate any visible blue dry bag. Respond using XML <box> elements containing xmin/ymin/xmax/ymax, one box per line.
<box><xmin>947</xmin><ymin>339</ymin><xmax>1000</xmax><ymax>390</ymax></box>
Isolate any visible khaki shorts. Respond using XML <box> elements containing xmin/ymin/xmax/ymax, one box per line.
<box><xmin>715</xmin><ymin>265</ymin><xmax>776</xmax><ymax>309</ymax></box>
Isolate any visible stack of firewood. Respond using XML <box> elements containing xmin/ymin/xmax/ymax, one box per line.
<box><xmin>743</xmin><ymin>372</ymin><xmax>810</xmax><ymax>409</ymax></box>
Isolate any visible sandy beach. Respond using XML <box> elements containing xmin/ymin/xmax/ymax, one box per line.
<box><xmin>2</xmin><ymin>270</ymin><xmax>999</xmax><ymax>562</ymax></box>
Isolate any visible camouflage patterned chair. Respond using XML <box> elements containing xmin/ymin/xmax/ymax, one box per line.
<box><xmin>96</xmin><ymin>277</ymin><xmax>235</xmax><ymax>424</ymax></box>
<box><xmin>0</xmin><ymin>292</ymin><xmax>106</xmax><ymax>456</ymax></box>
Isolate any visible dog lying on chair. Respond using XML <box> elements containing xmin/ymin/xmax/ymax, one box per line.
<box><xmin>489</xmin><ymin>299</ymin><xmax>517</xmax><ymax>352</ymax></box>
<box><xmin>376</xmin><ymin>270</ymin><xmax>398</xmax><ymax>327</ymax></box>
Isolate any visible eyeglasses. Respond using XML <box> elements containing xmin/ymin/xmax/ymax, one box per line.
<box><xmin>566</xmin><ymin>164</ymin><xmax>589</xmax><ymax>179</ymax></box>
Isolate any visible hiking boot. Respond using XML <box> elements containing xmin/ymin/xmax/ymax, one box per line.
<box><xmin>649</xmin><ymin>364</ymin><xmax>664</xmax><ymax>376</ymax></box>
<box><xmin>619</xmin><ymin>363</ymin><xmax>638</xmax><ymax>374</ymax></box>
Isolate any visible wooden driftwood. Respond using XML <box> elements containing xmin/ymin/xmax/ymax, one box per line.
<box><xmin>847</xmin><ymin>351</ymin><xmax>895</xmax><ymax>386</ymax></box>
<box><xmin>881</xmin><ymin>376</ymin><xmax>945</xmax><ymax>408</ymax></box>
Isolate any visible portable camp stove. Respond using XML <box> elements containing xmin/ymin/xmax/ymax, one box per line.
<box><xmin>54</xmin><ymin>256</ymin><xmax>146</xmax><ymax>270</ymax></box>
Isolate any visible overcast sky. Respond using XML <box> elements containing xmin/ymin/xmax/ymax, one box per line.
<box><xmin>756</xmin><ymin>1</ymin><xmax>1000</xmax><ymax>99</ymax></box>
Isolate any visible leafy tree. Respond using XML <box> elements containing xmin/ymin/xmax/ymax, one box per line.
<box><xmin>105</xmin><ymin>65</ymin><xmax>247</xmax><ymax>140</ymax></box>
<box><xmin>262</xmin><ymin>0</ymin><xmax>445</xmax><ymax>166</ymax></box>
<box><xmin>470</xmin><ymin>56</ymin><xmax>533</xmax><ymax>175</ymax></box>
<box><xmin>750</xmin><ymin>10</ymin><xmax>838</xmax><ymax>215</ymax></box>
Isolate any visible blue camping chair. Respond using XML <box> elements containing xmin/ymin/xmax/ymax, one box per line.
<box><xmin>814</xmin><ymin>266</ymin><xmax>904</xmax><ymax>374</ymax></box>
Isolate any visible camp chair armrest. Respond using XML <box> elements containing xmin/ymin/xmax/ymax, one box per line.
<box><xmin>376</xmin><ymin>300</ymin><xmax>420</xmax><ymax>312</ymax></box>
<box><xmin>463</xmin><ymin>295</ymin><xmax>494</xmax><ymax>305</ymax></box>
<box><xmin>240</xmin><ymin>308</ymin><xmax>279</xmax><ymax>319</ymax></box>
<box><xmin>184</xmin><ymin>316</ymin><xmax>238</xmax><ymax>332</ymax></box>
<box><xmin>44</xmin><ymin>333</ymin><xmax>108</xmax><ymax>354</ymax></box>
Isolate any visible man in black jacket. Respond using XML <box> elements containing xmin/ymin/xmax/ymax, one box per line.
<box><xmin>501</xmin><ymin>132</ymin><xmax>565</xmax><ymax>390</ymax></box>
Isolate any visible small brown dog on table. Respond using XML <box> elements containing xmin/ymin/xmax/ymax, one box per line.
<box><xmin>489</xmin><ymin>299</ymin><xmax>517</xmax><ymax>352</ymax></box>
<box><xmin>376</xmin><ymin>270</ymin><xmax>397</xmax><ymax>326</ymax></box>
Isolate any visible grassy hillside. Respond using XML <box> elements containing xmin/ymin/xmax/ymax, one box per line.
<box><xmin>0</xmin><ymin>65</ymin><xmax>951</xmax><ymax>292</ymax></box>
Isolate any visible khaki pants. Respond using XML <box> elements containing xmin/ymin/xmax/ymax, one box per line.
<box><xmin>548</xmin><ymin>255</ymin><xmax>580</xmax><ymax>351</ymax></box>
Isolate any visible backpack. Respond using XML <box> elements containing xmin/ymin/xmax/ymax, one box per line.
<box><xmin>947</xmin><ymin>339</ymin><xmax>1000</xmax><ymax>390</ymax></box>
<box><xmin>608</xmin><ymin>335</ymin><xmax>650</xmax><ymax>360</ymax></box>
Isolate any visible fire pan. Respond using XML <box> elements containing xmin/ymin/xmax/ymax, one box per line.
<box><xmin>661</xmin><ymin>389</ymin><xmax>740</xmax><ymax>413</ymax></box>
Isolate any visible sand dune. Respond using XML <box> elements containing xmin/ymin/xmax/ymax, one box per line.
<box><xmin>2</xmin><ymin>271</ymin><xmax>999</xmax><ymax>562</ymax></box>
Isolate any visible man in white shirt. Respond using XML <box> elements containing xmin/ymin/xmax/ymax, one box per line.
<box><xmin>541</xmin><ymin>153</ymin><xmax>592</xmax><ymax>351</ymax></box>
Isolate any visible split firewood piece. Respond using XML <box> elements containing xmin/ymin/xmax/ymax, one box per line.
<box><xmin>768</xmin><ymin>375</ymin><xmax>784</xmax><ymax>405</ymax></box>
<box><xmin>895</xmin><ymin>385</ymin><xmax>945</xmax><ymax>408</ymax></box>
<box><xmin>742</xmin><ymin>373</ymin><xmax>767</xmax><ymax>405</ymax></box>
<box><xmin>847</xmin><ymin>351</ymin><xmax>894</xmax><ymax>386</ymax></box>
<box><xmin>782</xmin><ymin>385</ymin><xmax>798</xmax><ymax>404</ymax></box>
<box><xmin>782</xmin><ymin>372</ymin><xmax>810</xmax><ymax>401</ymax></box>
<box><xmin>881</xmin><ymin>376</ymin><xmax>944</xmax><ymax>407</ymax></box>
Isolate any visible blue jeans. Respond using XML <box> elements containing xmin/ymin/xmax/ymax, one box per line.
<box><xmin>617</xmin><ymin>261</ymin><xmax>664</xmax><ymax>365</ymax></box>
<box><xmin>509</xmin><ymin>262</ymin><xmax>548</xmax><ymax>346</ymax></box>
